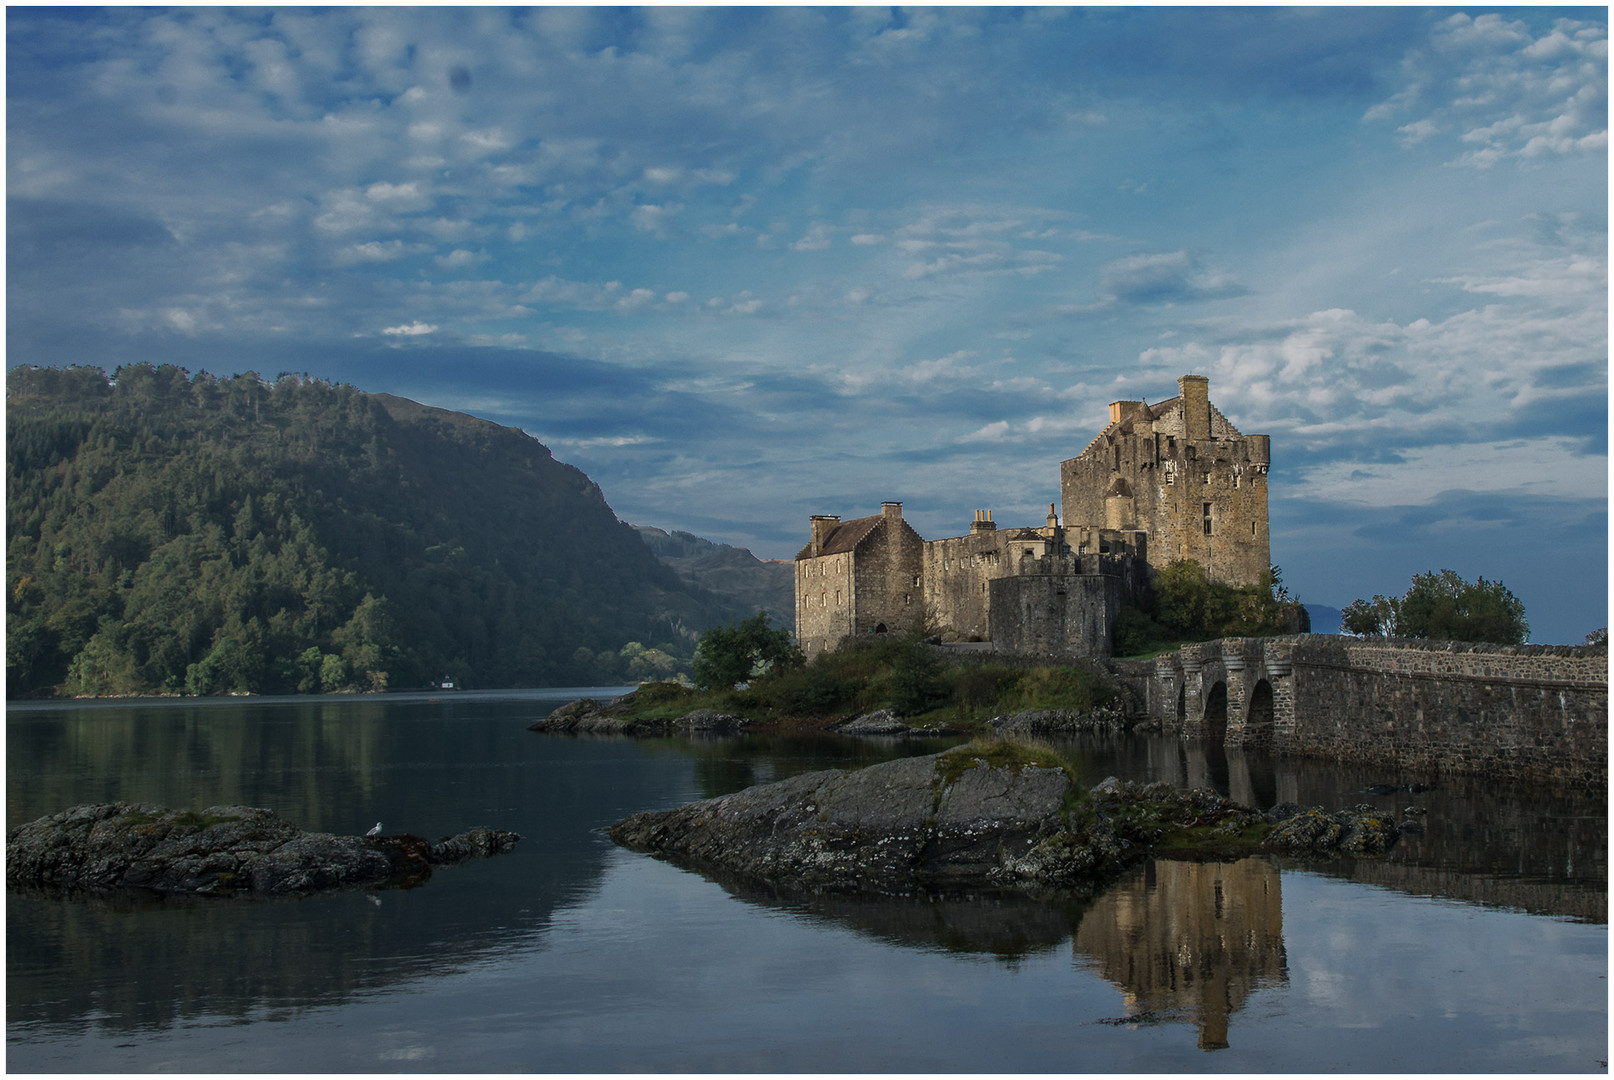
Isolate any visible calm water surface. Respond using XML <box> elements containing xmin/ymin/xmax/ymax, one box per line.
<box><xmin>7</xmin><ymin>690</ymin><xmax>1607</xmax><ymax>1072</ymax></box>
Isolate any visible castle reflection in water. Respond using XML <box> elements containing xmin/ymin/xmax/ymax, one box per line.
<box><xmin>1075</xmin><ymin>857</ymin><xmax>1287</xmax><ymax>1051</ymax></box>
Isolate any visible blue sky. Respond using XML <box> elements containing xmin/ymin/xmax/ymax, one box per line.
<box><xmin>7</xmin><ymin>6</ymin><xmax>1607</xmax><ymax>643</ymax></box>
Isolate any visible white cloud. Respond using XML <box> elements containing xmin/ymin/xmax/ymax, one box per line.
<box><xmin>630</xmin><ymin>203</ymin><xmax>682</xmax><ymax>237</ymax></box>
<box><xmin>333</xmin><ymin>239</ymin><xmax>429</xmax><ymax>265</ymax></box>
<box><xmin>1300</xmin><ymin>437</ymin><xmax>1605</xmax><ymax>505</ymax></box>
<box><xmin>382</xmin><ymin>321</ymin><xmax>437</xmax><ymax>336</ymax></box>
<box><xmin>1367</xmin><ymin>13</ymin><xmax>1608</xmax><ymax>166</ymax></box>
<box><xmin>960</xmin><ymin>420</ymin><xmax>1011</xmax><ymax>443</ymax></box>
<box><xmin>435</xmin><ymin>248</ymin><xmax>487</xmax><ymax>269</ymax></box>
<box><xmin>790</xmin><ymin>223</ymin><xmax>833</xmax><ymax>251</ymax></box>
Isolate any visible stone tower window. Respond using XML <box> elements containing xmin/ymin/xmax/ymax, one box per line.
<box><xmin>1203</xmin><ymin>503</ymin><xmax>1213</xmax><ymax>536</ymax></box>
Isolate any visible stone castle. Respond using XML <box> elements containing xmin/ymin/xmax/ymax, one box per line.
<box><xmin>794</xmin><ymin>374</ymin><xmax>1271</xmax><ymax>658</ymax></box>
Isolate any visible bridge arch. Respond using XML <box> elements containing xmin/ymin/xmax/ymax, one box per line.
<box><xmin>1243</xmin><ymin>678</ymin><xmax>1274</xmax><ymax>748</ymax></box>
<box><xmin>1203</xmin><ymin>680</ymin><xmax>1228</xmax><ymax>744</ymax></box>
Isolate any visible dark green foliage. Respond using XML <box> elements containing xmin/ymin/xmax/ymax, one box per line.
<box><xmin>888</xmin><ymin>630</ymin><xmax>948</xmax><ymax>716</ymax></box>
<box><xmin>665</xmin><ymin>636</ymin><xmax>1116</xmax><ymax>726</ymax></box>
<box><xmin>692</xmin><ymin>612</ymin><xmax>802</xmax><ymax>690</ymax></box>
<box><xmin>7</xmin><ymin>363</ymin><xmax>738</xmax><ymax>697</ymax></box>
<box><xmin>1342</xmin><ymin>570</ymin><xmax>1529</xmax><ymax>644</ymax></box>
<box><xmin>1114</xmin><ymin>561</ymin><xmax>1309</xmax><ymax>656</ymax></box>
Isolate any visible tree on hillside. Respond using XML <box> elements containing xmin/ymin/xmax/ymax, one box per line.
<box><xmin>692</xmin><ymin>612</ymin><xmax>801</xmax><ymax>690</ymax></box>
<box><xmin>1341</xmin><ymin>570</ymin><xmax>1528</xmax><ymax>644</ymax></box>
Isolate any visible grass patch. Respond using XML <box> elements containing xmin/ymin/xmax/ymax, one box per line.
<box><xmin>935</xmin><ymin>735</ymin><xmax>1075</xmax><ymax>786</ymax></box>
<box><xmin>1150</xmin><ymin>819</ymin><xmax>1275</xmax><ymax>860</ymax></box>
<box><xmin>117</xmin><ymin>808</ymin><xmax>244</xmax><ymax>829</ymax></box>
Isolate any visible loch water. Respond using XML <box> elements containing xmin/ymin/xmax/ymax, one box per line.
<box><xmin>7</xmin><ymin>690</ymin><xmax>1607</xmax><ymax>1073</ymax></box>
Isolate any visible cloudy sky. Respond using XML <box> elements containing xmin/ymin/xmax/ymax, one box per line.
<box><xmin>8</xmin><ymin>6</ymin><xmax>1607</xmax><ymax>642</ymax></box>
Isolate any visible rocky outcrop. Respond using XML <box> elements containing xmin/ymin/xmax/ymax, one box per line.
<box><xmin>6</xmin><ymin>803</ymin><xmax>519</xmax><ymax>897</ymax></box>
<box><xmin>529</xmin><ymin>696</ymin><xmax>747</xmax><ymax>735</ymax></box>
<box><xmin>611</xmin><ymin>744</ymin><xmax>1405</xmax><ymax>895</ymax></box>
<box><xmin>1260</xmin><ymin>803</ymin><xmax>1403</xmax><ymax>856</ymax></box>
<box><xmin>833</xmin><ymin>710</ymin><xmax>962</xmax><ymax>737</ymax></box>
<box><xmin>986</xmin><ymin>702</ymin><xmax>1132</xmax><ymax>735</ymax></box>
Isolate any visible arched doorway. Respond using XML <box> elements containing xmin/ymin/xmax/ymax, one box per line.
<box><xmin>1245</xmin><ymin>679</ymin><xmax>1274</xmax><ymax>746</ymax></box>
<box><xmin>1204</xmin><ymin>681</ymin><xmax>1228</xmax><ymax>744</ymax></box>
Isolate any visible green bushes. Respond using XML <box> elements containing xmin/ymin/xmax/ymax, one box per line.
<box><xmin>630</xmin><ymin>630</ymin><xmax>1116</xmax><ymax>727</ymax></box>
<box><xmin>1113</xmin><ymin>561</ymin><xmax>1309</xmax><ymax>656</ymax></box>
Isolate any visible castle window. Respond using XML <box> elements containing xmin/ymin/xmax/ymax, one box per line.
<box><xmin>913</xmin><ymin>574</ymin><xmax>921</xmax><ymax>587</ymax></box>
<box><xmin>1203</xmin><ymin>503</ymin><xmax>1213</xmax><ymax>536</ymax></box>
<box><xmin>1251</xmin><ymin>521</ymin><xmax>1258</xmax><ymax>536</ymax></box>
<box><xmin>1203</xmin><ymin>472</ymin><xmax>1211</xmax><ymax>485</ymax></box>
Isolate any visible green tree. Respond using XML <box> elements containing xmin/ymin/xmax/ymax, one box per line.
<box><xmin>1343</xmin><ymin>570</ymin><xmax>1528</xmax><ymax>644</ymax></box>
<box><xmin>1117</xmin><ymin>560</ymin><xmax>1305</xmax><ymax>654</ymax></box>
<box><xmin>692</xmin><ymin>612</ymin><xmax>801</xmax><ymax>690</ymax></box>
<box><xmin>888</xmin><ymin>629</ymin><xmax>948</xmax><ymax>716</ymax></box>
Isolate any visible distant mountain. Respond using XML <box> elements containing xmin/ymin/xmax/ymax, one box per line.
<box><xmin>7</xmin><ymin>363</ymin><xmax>735</xmax><ymax>696</ymax></box>
<box><xmin>633</xmin><ymin>526</ymin><xmax>795</xmax><ymax>626</ymax></box>
<box><xmin>1304</xmin><ymin>604</ymin><xmax>1344</xmax><ymax>635</ymax></box>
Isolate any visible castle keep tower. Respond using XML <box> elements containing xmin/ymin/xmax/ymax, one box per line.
<box><xmin>1059</xmin><ymin>374</ymin><xmax>1269</xmax><ymax>587</ymax></box>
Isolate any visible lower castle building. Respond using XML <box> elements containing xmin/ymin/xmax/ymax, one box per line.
<box><xmin>794</xmin><ymin>374</ymin><xmax>1270</xmax><ymax>659</ymax></box>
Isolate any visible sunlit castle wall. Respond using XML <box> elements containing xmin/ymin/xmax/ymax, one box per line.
<box><xmin>1061</xmin><ymin>375</ymin><xmax>1270</xmax><ymax>587</ymax></box>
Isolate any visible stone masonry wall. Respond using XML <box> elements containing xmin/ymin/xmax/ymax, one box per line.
<box><xmin>1115</xmin><ymin>636</ymin><xmax>1606</xmax><ymax>790</ymax></box>
<box><xmin>794</xmin><ymin>550</ymin><xmax>856</xmax><ymax>658</ymax></box>
<box><xmin>991</xmin><ymin>569</ymin><xmax>1120</xmax><ymax>659</ymax></box>
<box><xmin>1284</xmin><ymin>637</ymin><xmax>1606</xmax><ymax>790</ymax></box>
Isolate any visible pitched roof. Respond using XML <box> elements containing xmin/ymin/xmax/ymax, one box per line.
<box><xmin>795</xmin><ymin>514</ymin><xmax>883</xmax><ymax>560</ymax></box>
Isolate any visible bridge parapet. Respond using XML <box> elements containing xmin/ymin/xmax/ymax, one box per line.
<box><xmin>1119</xmin><ymin>635</ymin><xmax>1606</xmax><ymax>789</ymax></box>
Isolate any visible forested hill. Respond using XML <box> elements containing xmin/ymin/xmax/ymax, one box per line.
<box><xmin>6</xmin><ymin>363</ymin><xmax>740</xmax><ymax>697</ymax></box>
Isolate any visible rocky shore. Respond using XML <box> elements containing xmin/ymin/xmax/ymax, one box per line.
<box><xmin>611</xmin><ymin>741</ymin><xmax>1403</xmax><ymax>896</ymax></box>
<box><xmin>531</xmin><ymin>695</ymin><xmax>1127</xmax><ymax>739</ymax></box>
<box><xmin>7</xmin><ymin>803</ymin><xmax>520</xmax><ymax>897</ymax></box>
<box><xmin>530</xmin><ymin>695</ymin><xmax>748</xmax><ymax>735</ymax></box>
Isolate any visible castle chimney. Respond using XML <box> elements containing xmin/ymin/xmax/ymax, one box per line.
<box><xmin>881</xmin><ymin>501</ymin><xmax>903</xmax><ymax>523</ymax></box>
<box><xmin>1179</xmin><ymin>374</ymin><xmax>1210</xmax><ymax>440</ymax></box>
<box><xmin>970</xmin><ymin>509</ymin><xmax>997</xmax><ymax>534</ymax></box>
<box><xmin>1109</xmin><ymin>400</ymin><xmax>1144</xmax><ymax>424</ymax></box>
<box><xmin>809</xmin><ymin>515</ymin><xmax>840</xmax><ymax>556</ymax></box>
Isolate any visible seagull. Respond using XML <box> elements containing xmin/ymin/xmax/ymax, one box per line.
<box><xmin>365</xmin><ymin>822</ymin><xmax>383</xmax><ymax>838</ymax></box>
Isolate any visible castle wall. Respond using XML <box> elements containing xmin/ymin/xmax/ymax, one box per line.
<box><xmin>853</xmin><ymin>513</ymin><xmax>925</xmax><ymax>640</ymax></box>
<box><xmin>923</xmin><ymin>522</ymin><xmax>1069</xmax><ymax>642</ymax></box>
<box><xmin>1061</xmin><ymin>376</ymin><xmax>1269</xmax><ymax>587</ymax></box>
<box><xmin>794</xmin><ymin>551</ymin><xmax>857</xmax><ymax>659</ymax></box>
<box><xmin>989</xmin><ymin>562</ymin><xmax>1122</xmax><ymax>658</ymax></box>
<box><xmin>922</xmin><ymin>531</ymin><xmax>1005</xmax><ymax>641</ymax></box>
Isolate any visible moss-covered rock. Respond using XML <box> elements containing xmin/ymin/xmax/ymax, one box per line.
<box><xmin>611</xmin><ymin>746</ymin><xmax>1404</xmax><ymax>896</ymax></box>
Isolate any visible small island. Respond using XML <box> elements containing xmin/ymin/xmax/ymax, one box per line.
<box><xmin>7</xmin><ymin>802</ymin><xmax>520</xmax><ymax>897</ymax></box>
<box><xmin>611</xmin><ymin>737</ymin><xmax>1401</xmax><ymax>896</ymax></box>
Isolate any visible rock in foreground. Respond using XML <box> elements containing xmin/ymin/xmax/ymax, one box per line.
<box><xmin>7</xmin><ymin>803</ymin><xmax>520</xmax><ymax>897</ymax></box>
<box><xmin>611</xmin><ymin>742</ymin><xmax>1402</xmax><ymax>895</ymax></box>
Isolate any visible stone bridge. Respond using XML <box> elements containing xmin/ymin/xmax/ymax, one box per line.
<box><xmin>1109</xmin><ymin>635</ymin><xmax>1607</xmax><ymax>790</ymax></box>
